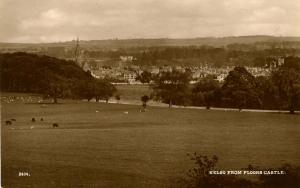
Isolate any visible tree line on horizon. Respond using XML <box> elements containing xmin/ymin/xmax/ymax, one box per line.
<box><xmin>84</xmin><ymin>45</ymin><xmax>299</xmax><ymax>68</ymax></box>
<box><xmin>46</xmin><ymin>43</ymin><xmax>300</xmax><ymax>68</ymax></box>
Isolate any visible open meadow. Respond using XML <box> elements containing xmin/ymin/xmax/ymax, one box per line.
<box><xmin>115</xmin><ymin>84</ymin><xmax>153</xmax><ymax>105</ymax></box>
<box><xmin>1</xmin><ymin>100</ymin><xmax>300</xmax><ymax>187</ymax></box>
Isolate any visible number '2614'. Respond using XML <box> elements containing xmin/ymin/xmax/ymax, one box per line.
<box><xmin>18</xmin><ymin>172</ymin><xmax>30</xmax><ymax>176</ymax></box>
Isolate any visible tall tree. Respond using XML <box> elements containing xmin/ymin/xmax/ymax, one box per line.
<box><xmin>192</xmin><ymin>75</ymin><xmax>220</xmax><ymax>109</ymax></box>
<box><xmin>94</xmin><ymin>80</ymin><xmax>117</xmax><ymax>103</ymax></box>
<box><xmin>221</xmin><ymin>66</ymin><xmax>260</xmax><ymax>110</ymax></box>
<box><xmin>151</xmin><ymin>70</ymin><xmax>191</xmax><ymax>108</ymax></box>
<box><xmin>255</xmin><ymin>76</ymin><xmax>278</xmax><ymax>110</ymax></box>
<box><xmin>136</xmin><ymin>71</ymin><xmax>152</xmax><ymax>84</ymax></box>
<box><xmin>141</xmin><ymin>95</ymin><xmax>150</xmax><ymax>111</ymax></box>
<box><xmin>272</xmin><ymin>67</ymin><xmax>300</xmax><ymax>114</ymax></box>
<box><xmin>115</xmin><ymin>94</ymin><xmax>121</xmax><ymax>103</ymax></box>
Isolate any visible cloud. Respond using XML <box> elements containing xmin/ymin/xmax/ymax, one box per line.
<box><xmin>0</xmin><ymin>0</ymin><xmax>299</xmax><ymax>43</ymax></box>
<box><xmin>223</xmin><ymin>0</ymin><xmax>265</xmax><ymax>10</ymax></box>
<box><xmin>21</xmin><ymin>9</ymin><xmax>66</xmax><ymax>28</ymax></box>
<box><xmin>245</xmin><ymin>6</ymin><xmax>286</xmax><ymax>23</ymax></box>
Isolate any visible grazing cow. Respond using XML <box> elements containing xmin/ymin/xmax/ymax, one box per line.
<box><xmin>32</xmin><ymin>118</ymin><xmax>36</xmax><ymax>122</ymax></box>
<box><xmin>52</xmin><ymin>123</ymin><xmax>59</xmax><ymax>128</ymax></box>
<box><xmin>40</xmin><ymin>118</ymin><xmax>44</xmax><ymax>121</ymax></box>
<box><xmin>11</xmin><ymin>118</ymin><xmax>16</xmax><ymax>121</ymax></box>
<box><xmin>5</xmin><ymin>120</ymin><xmax>12</xmax><ymax>125</ymax></box>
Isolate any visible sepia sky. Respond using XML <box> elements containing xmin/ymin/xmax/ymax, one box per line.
<box><xmin>1</xmin><ymin>0</ymin><xmax>300</xmax><ymax>43</ymax></box>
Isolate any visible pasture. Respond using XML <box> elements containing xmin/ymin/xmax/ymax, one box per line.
<box><xmin>1</xmin><ymin>101</ymin><xmax>300</xmax><ymax>187</ymax></box>
<box><xmin>115</xmin><ymin>84</ymin><xmax>152</xmax><ymax>104</ymax></box>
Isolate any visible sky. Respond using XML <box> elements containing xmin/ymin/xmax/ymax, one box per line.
<box><xmin>1</xmin><ymin>0</ymin><xmax>300</xmax><ymax>43</ymax></box>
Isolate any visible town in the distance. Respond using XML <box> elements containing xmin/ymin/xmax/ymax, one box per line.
<box><xmin>1</xmin><ymin>36</ymin><xmax>299</xmax><ymax>84</ymax></box>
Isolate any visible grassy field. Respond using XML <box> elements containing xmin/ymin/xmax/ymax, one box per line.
<box><xmin>2</xmin><ymin>101</ymin><xmax>300</xmax><ymax>188</ymax></box>
<box><xmin>115</xmin><ymin>84</ymin><xmax>152</xmax><ymax>104</ymax></box>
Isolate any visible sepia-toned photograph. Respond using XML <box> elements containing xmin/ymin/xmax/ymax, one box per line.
<box><xmin>1</xmin><ymin>0</ymin><xmax>300</xmax><ymax>187</ymax></box>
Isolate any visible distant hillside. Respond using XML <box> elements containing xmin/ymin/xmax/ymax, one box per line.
<box><xmin>0</xmin><ymin>52</ymin><xmax>93</xmax><ymax>94</ymax></box>
<box><xmin>78</xmin><ymin>36</ymin><xmax>300</xmax><ymax>48</ymax></box>
<box><xmin>1</xmin><ymin>36</ymin><xmax>300</xmax><ymax>49</ymax></box>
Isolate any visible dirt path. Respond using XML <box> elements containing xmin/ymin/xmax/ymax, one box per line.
<box><xmin>98</xmin><ymin>99</ymin><xmax>298</xmax><ymax>114</ymax></box>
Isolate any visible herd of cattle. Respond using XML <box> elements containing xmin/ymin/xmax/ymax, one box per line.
<box><xmin>4</xmin><ymin>118</ymin><xmax>59</xmax><ymax>128</ymax></box>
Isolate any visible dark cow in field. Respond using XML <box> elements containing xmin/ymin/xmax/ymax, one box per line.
<box><xmin>5</xmin><ymin>120</ymin><xmax>12</xmax><ymax>125</ymax></box>
<box><xmin>52</xmin><ymin>123</ymin><xmax>59</xmax><ymax>128</ymax></box>
<box><xmin>40</xmin><ymin>118</ymin><xmax>44</xmax><ymax>121</ymax></box>
<box><xmin>32</xmin><ymin>118</ymin><xmax>36</xmax><ymax>122</ymax></box>
<box><xmin>11</xmin><ymin>118</ymin><xmax>16</xmax><ymax>121</ymax></box>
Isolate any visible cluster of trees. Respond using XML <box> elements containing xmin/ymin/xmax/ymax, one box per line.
<box><xmin>151</xmin><ymin>56</ymin><xmax>300</xmax><ymax>113</ymax></box>
<box><xmin>0</xmin><ymin>52</ymin><xmax>116</xmax><ymax>103</ymax></box>
<box><xmin>151</xmin><ymin>70</ymin><xmax>191</xmax><ymax>108</ymax></box>
<box><xmin>74</xmin><ymin>79</ymin><xmax>116</xmax><ymax>103</ymax></box>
